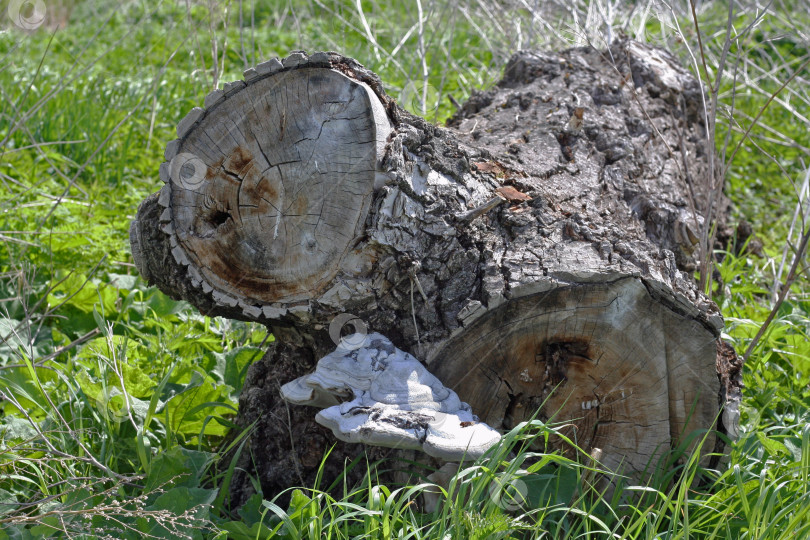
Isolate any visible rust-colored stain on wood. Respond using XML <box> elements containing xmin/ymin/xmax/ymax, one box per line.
<box><xmin>206</xmin><ymin>156</ymin><xmax>226</xmax><ymax>181</ymax></box>
<box><xmin>225</xmin><ymin>146</ymin><xmax>254</xmax><ymax>174</ymax></box>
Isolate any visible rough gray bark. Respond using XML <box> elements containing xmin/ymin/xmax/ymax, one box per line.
<box><xmin>130</xmin><ymin>42</ymin><xmax>742</xmax><ymax>508</ymax></box>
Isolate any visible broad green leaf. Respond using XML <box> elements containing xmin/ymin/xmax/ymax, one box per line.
<box><xmin>46</xmin><ymin>272</ymin><xmax>117</xmax><ymax>315</ymax></box>
<box><xmin>757</xmin><ymin>432</ymin><xmax>792</xmax><ymax>457</ymax></box>
<box><xmin>144</xmin><ymin>446</ymin><xmax>214</xmax><ymax>492</ymax></box>
<box><xmin>0</xmin><ymin>318</ymin><xmax>52</xmax><ymax>364</ymax></box>
<box><xmin>162</xmin><ymin>372</ymin><xmax>234</xmax><ymax>437</ymax></box>
<box><xmin>0</xmin><ymin>489</ymin><xmax>18</xmax><ymax>517</ymax></box>
<box><xmin>107</xmin><ymin>272</ymin><xmax>139</xmax><ymax>291</ymax></box>
<box><xmin>0</xmin><ymin>416</ymin><xmax>39</xmax><ymax>441</ymax></box>
<box><xmin>237</xmin><ymin>492</ymin><xmax>267</xmax><ymax>527</ymax></box>
<box><xmin>146</xmin><ymin>293</ymin><xmax>190</xmax><ymax>318</ymax></box>
<box><xmin>223</xmin><ymin>346</ymin><xmax>262</xmax><ymax>394</ymax></box>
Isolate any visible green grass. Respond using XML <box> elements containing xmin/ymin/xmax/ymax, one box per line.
<box><xmin>1</xmin><ymin>0</ymin><xmax>809</xmax><ymax>538</ymax></box>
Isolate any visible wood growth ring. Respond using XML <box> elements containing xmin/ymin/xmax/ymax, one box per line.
<box><xmin>166</xmin><ymin>67</ymin><xmax>391</xmax><ymax>304</ymax></box>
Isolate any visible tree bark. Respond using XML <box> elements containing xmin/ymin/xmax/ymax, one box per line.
<box><xmin>130</xmin><ymin>42</ymin><xmax>742</xmax><ymax>507</ymax></box>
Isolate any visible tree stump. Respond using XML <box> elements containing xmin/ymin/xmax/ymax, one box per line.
<box><xmin>130</xmin><ymin>42</ymin><xmax>742</xmax><ymax>506</ymax></box>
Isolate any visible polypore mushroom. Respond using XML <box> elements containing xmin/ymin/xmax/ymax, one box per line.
<box><xmin>281</xmin><ymin>333</ymin><xmax>502</xmax><ymax>461</ymax></box>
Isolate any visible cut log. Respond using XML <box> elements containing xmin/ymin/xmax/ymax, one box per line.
<box><xmin>130</xmin><ymin>44</ymin><xmax>742</xmax><ymax>505</ymax></box>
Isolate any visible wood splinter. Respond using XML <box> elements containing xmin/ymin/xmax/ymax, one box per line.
<box><xmin>455</xmin><ymin>194</ymin><xmax>507</xmax><ymax>222</ymax></box>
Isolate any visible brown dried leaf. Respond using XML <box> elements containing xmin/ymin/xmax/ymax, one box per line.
<box><xmin>474</xmin><ymin>161</ymin><xmax>506</xmax><ymax>176</ymax></box>
<box><xmin>495</xmin><ymin>186</ymin><xmax>532</xmax><ymax>203</ymax></box>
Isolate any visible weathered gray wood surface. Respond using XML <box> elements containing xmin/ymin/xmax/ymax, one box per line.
<box><xmin>130</xmin><ymin>43</ymin><xmax>742</xmax><ymax>507</ymax></box>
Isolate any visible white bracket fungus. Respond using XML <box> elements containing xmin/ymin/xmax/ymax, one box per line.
<box><xmin>280</xmin><ymin>333</ymin><xmax>501</xmax><ymax>461</ymax></box>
